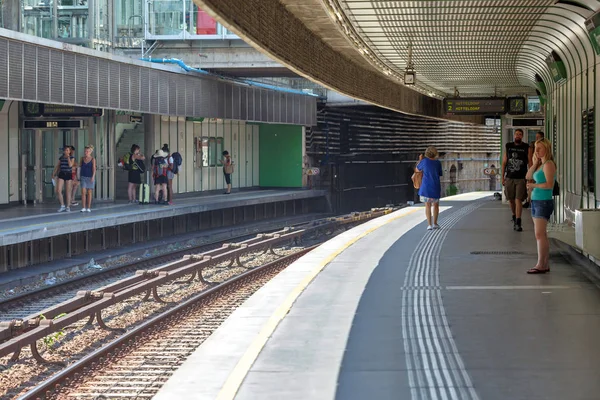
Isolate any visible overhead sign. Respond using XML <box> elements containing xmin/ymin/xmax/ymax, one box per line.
<box><xmin>306</xmin><ymin>167</ymin><xmax>320</xmax><ymax>176</ymax></box>
<box><xmin>444</xmin><ymin>98</ymin><xmax>506</xmax><ymax>115</ymax></box>
<box><xmin>129</xmin><ymin>115</ymin><xmax>143</xmax><ymax>123</ymax></box>
<box><xmin>23</xmin><ymin>102</ymin><xmax>103</xmax><ymax>117</ymax></box>
<box><xmin>24</xmin><ymin>120</ymin><xmax>83</xmax><ymax>129</ymax></box>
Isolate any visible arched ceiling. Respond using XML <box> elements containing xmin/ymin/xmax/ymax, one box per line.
<box><xmin>330</xmin><ymin>0</ymin><xmax>598</xmax><ymax>97</ymax></box>
<box><xmin>195</xmin><ymin>0</ymin><xmax>598</xmax><ymax>117</ymax></box>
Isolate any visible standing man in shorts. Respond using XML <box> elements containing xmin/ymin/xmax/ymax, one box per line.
<box><xmin>502</xmin><ymin>128</ymin><xmax>530</xmax><ymax>232</ymax></box>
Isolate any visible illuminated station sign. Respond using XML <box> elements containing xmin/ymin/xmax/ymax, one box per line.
<box><xmin>444</xmin><ymin>97</ymin><xmax>507</xmax><ymax>115</ymax></box>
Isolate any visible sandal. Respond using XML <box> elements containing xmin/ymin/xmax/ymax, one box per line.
<box><xmin>527</xmin><ymin>267</ymin><xmax>550</xmax><ymax>274</ymax></box>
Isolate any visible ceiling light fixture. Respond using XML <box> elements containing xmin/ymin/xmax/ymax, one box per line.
<box><xmin>404</xmin><ymin>44</ymin><xmax>416</xmax><ymax>86</ymax></box>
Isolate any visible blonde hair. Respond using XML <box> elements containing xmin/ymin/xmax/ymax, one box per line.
<box><xmin>424</xmin><ymin>146</ymin><xmax>439</xmax><ymax>159</ymax></box>
<box><xmin>85</xmin><ymin>145</ymin><xmax>94</xmax><ymax>152</ymax></box>
<box><xmin>533</xmin><ymin>138</ymin><xmax>554</xmax><ymax>165</ymax></box>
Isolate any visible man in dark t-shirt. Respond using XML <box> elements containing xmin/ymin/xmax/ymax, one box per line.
<box><xmin>502</xmin><ymin>128</ymin><xmax>530</xmax><ymax>231</ymax></box>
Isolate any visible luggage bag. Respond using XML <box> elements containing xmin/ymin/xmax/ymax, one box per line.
<box><xmin>139</xmin><ymin>171</ymin><xmax>150</xmax><ymax>205</ymax></box>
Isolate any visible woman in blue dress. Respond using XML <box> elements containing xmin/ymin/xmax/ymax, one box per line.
<box><xmin>416</xmin><ymin>146</ymin><xmax>443</xmax><ymax>230</ymax></box>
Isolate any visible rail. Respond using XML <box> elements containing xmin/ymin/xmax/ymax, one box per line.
<box><xmin>0</xmin><ymin>208</ymin><xmax>392</xmax><ymax>364</ymax></box>
<box><xmin>16</xmin><ymin>246</ymin><xmax>317</xmax><ymax>400</ymax></box>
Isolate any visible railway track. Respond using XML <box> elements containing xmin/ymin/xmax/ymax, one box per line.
<box><xmin>22</xmin><ymin>248</ymin><xmax>313</xmax><ymax>400</ymax></box>
<box><xmin>0</xmin><ymin>208</ymin><xmax>395</xmax><ymax>399</ymax></box>
<box><xmin>0</xmin><ymin>214</ymin><xmax>328</xmax><ymax>322</ymax></box>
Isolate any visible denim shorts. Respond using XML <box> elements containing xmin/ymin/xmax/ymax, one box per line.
<box><xmin>531</xmin><ymin>200</ymin><xmax>554</xmax><ymax>220</ymax></box>
<box><xmin>80</xmin><ymin>176</ymin><xmax>94</xmax><ymax>189</ymax></box>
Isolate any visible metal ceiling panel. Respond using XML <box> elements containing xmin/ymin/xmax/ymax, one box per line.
<box><xmin>334</xmin><ymin>0</ymin><xmax>599</xmax><ymax>97</ymax></box>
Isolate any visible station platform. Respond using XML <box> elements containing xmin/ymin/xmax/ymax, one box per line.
<box><xmin>155</xmin><ymin>192</ymin><xmax>600</xmax><ymax>400</ymax></box>
<box><xmin>0</xmin><ymin>189</ymin><xmax>328</xmax><ymax>271</ymax></box>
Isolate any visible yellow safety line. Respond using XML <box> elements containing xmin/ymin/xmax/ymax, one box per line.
<box><xmin>217</xmin><ymin>207</ymin><xmax>420</xmax><ymax>400</ymax></box>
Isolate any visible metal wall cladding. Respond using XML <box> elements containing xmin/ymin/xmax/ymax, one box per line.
<box><xmin>0</xmin><ymin>37</ymin><xmax>316</xmax><ymax>126</ymax></box>
<box><xmin>0</xmin><ymin>40</ymin><xmax>7</xmax><ymax>98</ymax></box>
<box><xmin>75</xmin><ymin>54</ymin><xmax>87</xmax><ymax>105</ymax></box>
<box><xmin>23</xmin><ymin>44</ymin><xmax>37</xmax><ymax>101</ymax></box>
<box><xmin>37</xmin><ymin>47</ymin><xmax>50</xmax><ymax>102</ymax></box>
<box><xmin>87</xmin><ymin>58</ymin><xmax>99</xmax><ymax>106</ymax></box>
<box><xmin>8</xmin><ymin>41</ymin><xmax>23</xmax><ymax>99</ymax></box>
<box><xmin>308</xmin><ymin>104</ymin><xmax>499</xmax><ymax>156</ymax></box>
<box><xmin>63</xmin><ymin>52</ymin><xmax>76</xmax><ymax>104</ymax></box>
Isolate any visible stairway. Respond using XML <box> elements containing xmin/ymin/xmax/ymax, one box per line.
<box><xmin>115</xmin><ymin>128</ymin><xmax>146</xmax><ymax>200</ymax></box>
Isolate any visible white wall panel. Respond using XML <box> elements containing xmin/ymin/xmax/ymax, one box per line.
<box><xmin>201</xmin><ymin>120</ymin><xmax>210</xmax><ymax>192</ymax></box>
<box><xmin>184</xmin><ymin>120</ymin><xmax>194</xmax><ymax>193</ymax></box>
<box><xmin>147</xmin><ymin>116</ymin><xmax>262</xmax><ymax>196</ymax></box>
<box><xmin>244</xmin><ymin>123</ymin><xmax>253</xmax><ymax>187</ymax></box>
<box><xmin>9</xmin><ymin>102</ymin><xmax>18</xmax><ymax>203</ymax></box>
<box><xmin>192</xmin><ymin>122</ymin><xmax>202</xmax><ymax>192</ymax></box>
<box><xmin>234</xmin><ymin>122</ymin><xmax>245</xmax><ymax>188</ymax></box>
<box><xmin>0</xmin><ymin>102</ymin><xmax>10</xmax><ymax>204</ymax></box>
<box><xmin>253</xmin><ymin>124</ymin><xmax>260</xmax><ymax>186</ymax></box>
<box><xmin>216</xmin><ymin>120</ymin><xmax>225</xmax><ymax>191</ymax></box>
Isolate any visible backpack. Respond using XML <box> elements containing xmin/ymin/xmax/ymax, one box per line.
<box><xmin>120</xmin><ymin>152</ymin><xmax>133</xmax><ymax>171</ymax></box>
<box><xmin>153</xmin><ymin>156</ymin><xmax>168</xmax><ymax>178</ymax></box>
<box><xmin>171</xmin><ymin>152</ymin><xmax>183</xmax><ymax>174</ymax></box>
<box><xmin>135</xmin><ymin>159</ymin><xmax>146</xmax><ymax>173</ymax></box>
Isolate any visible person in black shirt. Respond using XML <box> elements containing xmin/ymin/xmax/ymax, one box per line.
<box><xmin>502</xmin><ymin>129</ymin><xmax>530</xmax><ymax>231</ymax></box>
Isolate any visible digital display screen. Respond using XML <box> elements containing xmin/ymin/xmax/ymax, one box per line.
<box><xmin>444</xmin><ymin>98</ymin><xmax>506</xmax><ymax>115</ymax></box>
<box><xmin>23</xmin><ymin>102</ymin><xmax>103</xmax><ymax>117</ymax></box>
<box><xmin>23</xmin><ymin>120</ymin><xmax>83</xmax><ymax>129</ymax></box>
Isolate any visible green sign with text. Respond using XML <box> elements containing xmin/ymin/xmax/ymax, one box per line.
<box><xmin>444</xmin><ymin>98</ymin><xmax>506</xmax><ymax>115</ymax></box>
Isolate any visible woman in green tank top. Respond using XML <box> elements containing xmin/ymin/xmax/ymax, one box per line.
<box><xmin>525</xmin><ymin>138</ymin><xmax>556</xmax><ymax>274</ymax></box>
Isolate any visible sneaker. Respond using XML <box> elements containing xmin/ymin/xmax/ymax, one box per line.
<box><xmin>515</xmin><ymin>225</ymin><xmax>523</xmax><ymax>232</ymax></box>
<box><xmin>168</xmin><ymin>201</ymin><xmax>173</xmax><ymax>205</ymax></box>
<box><xmin>86</xmin><ymin>208</ymin><xmax>91</xmax><ymax>212</ymax></box>
<box><xmin>433</xmin><ymin>224</ymin><xmax>440</xmax><ymax>229</ymax></box>
<box><xmin>58</xmin><ymin>205</ymin><xmax>66</xmax><ymax>212</ymax></box>
<box><xmin>80</xmin><ymin>208</ymin><xmax>86</xmax><ymax>212</ymax></box>
<box><xmin>71</xmin><ymin>201</ymin><xmax>79</xmax><ymax>206</ymax></box>
<box><xmin>427</xmin><ymin>225</ymin><xmax>433</xmax><ymax>230</ymax></box>
<box><xmin>66</xmin><ymin>207</ymin><xmax>71</xmax><ymax>212</ymax></box>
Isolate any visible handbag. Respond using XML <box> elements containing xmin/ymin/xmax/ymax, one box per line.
<box><xmin>411</xmin><ymin>168</ymin><xmax>423</xmax><ymax>189</ymax></box>
<box><xmin>553</xmin><ymin>180</ymin><xmax>560</xmax><ymax>196</ymax></box>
